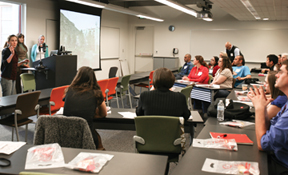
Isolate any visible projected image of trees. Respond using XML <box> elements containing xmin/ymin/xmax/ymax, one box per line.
<box><xmin>60</xmin><ymin>10</ymin><xmax>100</xmax><ymax>69</ymax></box>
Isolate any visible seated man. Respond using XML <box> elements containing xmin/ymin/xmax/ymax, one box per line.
<box><xmin>175</xmin><ymin>54</ymin><xmax>194</xmax><ymax>80</ymax></box>
<box><xmin>232</xmin><ymin>55</ymin><xmax>251</xmax><ymax>87</ymax></box>
<box><xmin>248</xmin><ymin>60</ymin><xmax>288</xmax><ymax>174</ymax></box>
<box><xmin>261</xmin><ymin>54</ymin><xmax>278</xmax><ymax>73</ymax></box>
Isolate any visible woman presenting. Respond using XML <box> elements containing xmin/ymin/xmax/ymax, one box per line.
<box><xmin>1</xmin><ymin>35</ymin><xmax>28</xmax><ymax>96</ymax></box>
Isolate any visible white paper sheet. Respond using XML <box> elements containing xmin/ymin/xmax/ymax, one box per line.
<box><xmin>0</xmin><ymin>141</ymin><xmax>26</xmax><ymax>155</ymax></box>
<box><xmin>118</xmin><ymin>112</ymin><xmax>137</xmax><ymax>118</ymax></box>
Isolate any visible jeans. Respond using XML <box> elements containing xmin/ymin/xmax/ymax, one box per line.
<box><xmin>214</xmin><ymin>90</ymin><xmax>230</xmax><ymax>100</ymax></box>
<box><xmin>1</xmin><ymin>77</ymin><xmax>15</xmax><ymax>96</ymax></box>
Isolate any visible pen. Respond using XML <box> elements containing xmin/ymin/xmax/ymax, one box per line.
<box><xmin>217</xmin><ymin>134</ymin><xmax>227</xmax><ymax>138</ymax></box>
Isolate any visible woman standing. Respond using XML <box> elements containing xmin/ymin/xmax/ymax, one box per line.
<box><xmin>1</xmin><ymin>35</ymin><xmax>26</xmax><ymax>96</ymax></box>
<box><xmin>211</xmin><ymin>55</ymin><xmax>233</xmax><ymax>98</ymax></box>
<box><xmin>15</xmin><ymin>33</ymin><xmax>30</xmax><ymax>93</ymax></box>
<box><xmin>63</xmin><ymin>66</ymin><xmax>107</xmax><ymax>150</ymax></box>
<box><xmin>31</xmin><ymin>35</ymin><xmax>49</xmax><ymax>62</ymax></box>
<box><xmin>182</xmin><ymin>55</ymin><xmax>209</xmax><ymax>84</ymax></box>
<box><xmin>209</xmin><ymin>56</ymin><xmax>220</xmax><ymax>77</ymax></box>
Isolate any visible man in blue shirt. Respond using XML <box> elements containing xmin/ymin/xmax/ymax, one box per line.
<box><xmin>232</xmin><ymin>55</ymin><xmax>251</xmax><ymax>87</ymax></box>
<box><xmin>175</xmin><ymin>54</ymin><xmax>194</xmax><ymax>80</ymax></box>
<box><xmin>248</xmin><ymin>60</ymin><xmax>288</xmax><ymax>174</ymax></box>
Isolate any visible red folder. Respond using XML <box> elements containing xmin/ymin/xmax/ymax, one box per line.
<box><xmin>210</xmin><ymin>132</ymin><xmax>253</xmax><ymax>145</ymax></box>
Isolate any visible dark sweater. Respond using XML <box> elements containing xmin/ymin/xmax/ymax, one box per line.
<box><xmin>136</xmin><ymin>88</ymin><xmax>191</xmax><ymax>121</ymax></box>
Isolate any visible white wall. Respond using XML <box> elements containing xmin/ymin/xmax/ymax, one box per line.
<box><xmin>127</xmin><ymin>5</ymin><xmax>288</xmax><ymax>72</ymax></box>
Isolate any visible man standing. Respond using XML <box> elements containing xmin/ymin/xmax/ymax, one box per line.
<box><xmin>232</xmin><ymin>55</ymin><xmax>251</xmax><ymax>87</ymax></box>
<box><xmin>175</xmin><ymin>54</ymin><xmax>194</xmax><ymax>80</ymax></box>
<box><xmin>225</xmin><ymin>42</ymin><xmax>243</xmax><ymax>64</ymax></box>
<box><xmin>248</xmin><ymin>60</ymin><xmax>288</xmax><ymax>174</ymax></box>
<box><xmin>261</xmin><ymin>54</ymin><xmax>278</xmax><ymax>73</ymax></box>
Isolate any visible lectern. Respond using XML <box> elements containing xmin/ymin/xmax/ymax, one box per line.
<box><xmin>33</xmin><ymin>55</ymin><xmax>77</xmax><ymax>90</ymax></box>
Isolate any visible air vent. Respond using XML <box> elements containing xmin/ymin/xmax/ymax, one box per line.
<box><xmin>136</xmin><ymin>26</ymin><xmax>145</xmax><ymax>30</ymax></box>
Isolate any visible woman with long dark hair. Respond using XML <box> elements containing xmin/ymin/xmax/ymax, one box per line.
<box><xmin>182</xmin><ymin>55</ymin><xmax>209</xmax><ymax>84</ymax></box>
<box><xmin>64</xmin><ymin>66</ymin><xmax>107</xmax><ymax>150</ymax></box>
<box><xmin>15</xmin><ymin>33</ymin><xmax>30</xmax><ymax>93</ymax></box>
<box><xmin>209</xmin><ymin>56</ymin><xmax>220</xmax><ymax>77</ymax></box>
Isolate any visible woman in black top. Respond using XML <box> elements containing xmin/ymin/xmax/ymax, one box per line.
<box><xmin>136</xmin><ymin>67</ymin><xmax>191</xmax><ymax>121</ymax></box>
<box><xmin>64</xmin><ymin>66</ymin><xmax>107</xmax><ymax>149</ymax></box>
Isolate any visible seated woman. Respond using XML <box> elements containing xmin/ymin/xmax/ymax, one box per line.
<box><xmin>211</xmin><ymin>55</ymin><xmax>233</xmax><ymax>99</ymax></box>
<box><xmin>264</xmin><ymin>71</ymin><xmax>287</xmax><ymax>119</ymax></box>
<box><xmin>136</xmin><ymin>67</ymin><xmax>191</xmax><ymax>121</ymax></box>
<box><xmin>182</xmin><ymin>55</ymin><xmax>209</xmax><ymax>84</ymax></box>
<box><xmin>208</xmin><ymin>56</ymin><xmax>220</xmax><ymax>77</ymax></box>
<box><xmin>63</xmin><ymin>66</ymin><xmax>107</xmax><ymax>150</ymax></box>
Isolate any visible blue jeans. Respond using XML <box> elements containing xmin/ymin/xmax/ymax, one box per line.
<box><xmin>1</xmin><ymin>77</ymin><xmax>15</xmax><ymax>96</ymax></box>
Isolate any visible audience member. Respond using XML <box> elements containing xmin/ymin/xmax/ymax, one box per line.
<box><xmin>278</xmin><ymin>54</ymin><xmax>282</xmax><ymax>65</ymax></box>
<box><xmin>63</xmin><ymin>66</ymin><xmax>107</xmax><ymax>150</ymax></box>
<box><xmin>281</xmin><ymin>53</ymin><xmax>288</xmax><ymax>63</ymax></box>
<box><xmin>261</xmin><ymin>54</ymin><xmax>278</xmax><ymax>73</ymax></box>
<box><xmin>136</xmin><ymin>67</ymin><xmax>191</xmax><ymax>120</ymax></box>
<box><xmin>208</xmin><ymin>56</ymin><xmax>220</xmax><ymax>77</ymax></box>
<box><xmin>182</xmin><ymin>55</ymin><xmax>209</xmax><ymax>84</ymax></box>
<box><xmin>219</xmin><ymin>51</ymin><xmax>228</xmax><ymax>58</ymax></box>
<box><xmin>264</xmin><ymin>71</ymin><xmax>286</xmax><ymax>119</ymax></box>
<box><xmin>175</xmin><ymin>54</ymin><xmax>194</xmax><ymax>80</ymax></box>
<box><xmin>31</xmin><ymin>35</ymin><xmax>49</xmax><ymax>62</ymax></box>
<box><xmin>225</xmin><ymin>42</ymin><xmax>243</xmax><ymax>64</ymax></box>
<box><xmin>1</xmin><ymin>35</ymin><xmax>28</xmax><ymax>96</ymax></box>
<box><xmin>211</xmin><ymin>55</ymin><xmax>233</xmax><ymax>98</ymax></box>
<box><xmin>232</xmin><ymin>55</ymin><xmax>251</xmax><ymax>87</ymax></box>
<box><xmin>248</xmin><ymin>60</ymin><xmax>288</xmax><ymax>174</ymax></box>
<box><xmin>15</xmin><ymin>33</ymin><xmax>30</xmax><ymax>93</ymax></box>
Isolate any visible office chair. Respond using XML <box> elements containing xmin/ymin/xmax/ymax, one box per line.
<box><xmin>98</xmin><ymin>79</ymin><xmax>109</xmax><ymax>105</ymax></box>
<box><xmin>134</xmin><ymin>70</ymin><xmax>154</xmax><ymax>93</ymax></box>
<box><xmin>106</xmin><ymin>77</ymin><xmax>120</xmax><ymax>108</ymax></box>
<box><xmin>108</xmin><ymin>66</ymin><xmax>118</xmax><ymax>78</ymax></box>
<box><xmin>180</xmin><ymin>86</ymin><xmax>193</xmax><ymax>110</ymax></box>
<box><xmin>133</xmin><ymin>116</ymin><xmax>184</xmax><ymax>175</ymax></box>
<box><xmin>20</xmin><ymin>73</ymin><xmax>36</xmax><ymax>93</ymax></box>
<box><xmin>118</xmin><ymin>75</ymin><xmax>132</xmax><ymax>108</ymax></box>
<box><xmin>34</xmin><ymin>115</ymin><xmax>96</xmax><ymax>149</ymax></box>
<box><xmin>0</xmin><ymin>91</ymin><xmax>41</xmax><ymax>142</ymax></box>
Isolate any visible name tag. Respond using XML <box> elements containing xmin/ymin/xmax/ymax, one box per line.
<box><xmin>198</xmin><ymin>72</ymin><xmax>202</xmax><ymax>76</ymax></box>
<box><xmin>235</xmin><ymin>69</ymin><xmax>241</xmax><ymax>73</ymax></box>
<box><xmin>209</xmin><ymin>69</ymin><xmax>213</xmax><ymax>74</ymax></box>
<box><xmin>230</xmin><ymin>53</ymin><xmax>233</xmax><ymax>56</ymax></box>
<box><xmin>183</xmin><ymin>65</ymin><xmax>188</xmax><ymax>69</ymax></box>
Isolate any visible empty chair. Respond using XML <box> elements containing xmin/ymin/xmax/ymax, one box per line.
<box><xmin>20</xmin><ymin>73</ymin><xmax>36</xmax><ymax>93</ymax></box>
<box><xmin>40</xmin><ymin>85</ymin><xmax>69</xmax><ymax>115</ymax></box>
<box><xmin>0</xmin><ymin>91</ymin><xmax>41</xmax><ymax>142</ymax></box>
<box><xmin>133</xmin><ymin>116</ymin><xmax>184</xmax><ymax>174</ymax></box>
<box><xmin>180</xmin><ymin>86</ymin><xmax>193</xmax><ymax>110</ymax></box>
<box><xmin>97</xmin><ymin>79</ymin><xmax>109</xmax><ymax>104</ymax></box>
<box><xmin>108</xmin><ymin>66</ymin><xmax>118</xmax><ymax>78</ymax></box>
<box><xmin>34</xmin><ymin>115</ymin><xmax>96</xmax><ymax>149</ymax></box>
<box><xmin>106</xmin><ymin>77</ymin><xmax>119</xmax><ymax>108</ymax></box>
<box><xmin>118</xmin><ymin>74</ymin><xmax>132</xmax><ymax>108</ymax></box>
<box><xmin>208</xmin><ymin>74</ymin><xmax>213</xmax><ymax>84</ymax></box>
<box><xmin>134</xmin><ymin>70</ymin><xmax>154</xmax><ymax>93</ymax></box>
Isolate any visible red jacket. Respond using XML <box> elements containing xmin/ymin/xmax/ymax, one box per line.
<box><xmin>212</xmin><ymin>65</ymin><xmax>220</xmax><ymax>77</ymax></box>
<box><xmin>187</xmin><ymin>65</ymin><xmax>209</xmax><ymax>84</ymax></box>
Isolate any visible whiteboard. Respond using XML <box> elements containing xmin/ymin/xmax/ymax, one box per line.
<box><xmin>101</xmin><ymin>26</ymin><xmax>120</xmax><ymax>59</ymax></box>
<box><xmin>190</xmin><ymin>29</ymin><xmax>288</xmax><ymax>63</ymax></box>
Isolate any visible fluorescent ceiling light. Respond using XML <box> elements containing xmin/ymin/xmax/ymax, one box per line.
<box><xmin>240</xmin><ymin>0</ymin><xmax>261</xmax><ymax>20</ymax></box>
<box><xmin>155</xmin><ymin>0</ymin><xmax>197</xmax><ymax>17</ymax></box>
<box><xmin>137</xmin><ymin>15</ymin><xmax>164</xmax><ymax>22</ymax></box>
<box><xmin>66</xmin><ymin>0</ymin><xmax>105</xmax><ymax>8</ymax></box>
<box><xmin>65</xmin><ymin>0</ymin><xmax>164</xmax><ymax>22</ymax></box>
<box><xmin>203</xmin><ymin>18</ymin><xmax>213</xmax><ymax>21</ymax></box>
<box><xmin>263</xmin><ymin>18</ymin><xmax>269</xmax><ymax>20</ymax></box>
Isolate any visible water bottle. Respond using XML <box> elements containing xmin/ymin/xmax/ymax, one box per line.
<box><xmin>217</xmin><ymin>100</ymin><xmax>225</xmax><ymax>121</ymax></box>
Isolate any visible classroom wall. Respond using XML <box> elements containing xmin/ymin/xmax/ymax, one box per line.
<box><xmin>127</xmin><ymin>5</ymin><xmax>288</xmax><ymax>72</ymax></box>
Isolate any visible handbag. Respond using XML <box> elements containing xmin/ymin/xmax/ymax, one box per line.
<box><xmin>207</xmin><ymin>98</ymin><xmax>253</xmax><ymax>120</ymax></box>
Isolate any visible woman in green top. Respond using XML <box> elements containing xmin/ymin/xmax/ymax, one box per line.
<box><xmin>15</xmin><ymin>33</ymin><xmax>30</xmax><ymax>93</ymax></box>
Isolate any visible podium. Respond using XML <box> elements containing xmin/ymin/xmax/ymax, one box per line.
<box><xmin>33</xmin><ymin>55</ymin><xmax>77</xmax><ymax>90</ymax></box>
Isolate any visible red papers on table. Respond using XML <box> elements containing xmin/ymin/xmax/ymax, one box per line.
<box><xmin>209</xmin><ymin>132</ymin><xmax>253</xmax><ymax>145</ymax></box>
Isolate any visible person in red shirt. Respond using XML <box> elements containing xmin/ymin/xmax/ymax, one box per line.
<box><xmin>182</xmin><ymin>55</ymin><xmax>209</xmax><ymax>84</ymax></box>
<box><xmin>209</xmin><ymin>56</ymin><xmax>220</xmax><ymax>77</ymax></box>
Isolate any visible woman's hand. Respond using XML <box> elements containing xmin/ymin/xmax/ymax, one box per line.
<box><xmin>182</xmin><ymin>76</ymin><xmax>189</xmax><ymax>81</ymax></box>
<box><xmin>9</xmin><ymin>46</ymin><xmax>15</xmax><ymax>55</ymax></box>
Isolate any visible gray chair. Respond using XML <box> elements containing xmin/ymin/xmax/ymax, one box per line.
<box><xmin>33</xmin><ymin>115</ymin><xmax>96</xmax><ymax>150</ymax></box>
<box><xmin>0</xmin><ymin>91</ymin><xmax>41</xmax><ymax>142</ymax></box>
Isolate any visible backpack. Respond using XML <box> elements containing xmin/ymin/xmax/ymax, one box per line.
<box><xmin>207</xmin><ymin>98</ymin><xmax>253</xmax><ymax>120</ymax></box>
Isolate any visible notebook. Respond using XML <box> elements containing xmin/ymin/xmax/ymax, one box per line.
<box><xmin>209</xmin><ymin>132</ymin><xmax>253</xmax><ymax>145</ymax></box>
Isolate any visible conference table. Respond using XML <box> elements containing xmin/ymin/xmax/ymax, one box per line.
<box><xmin>0</xmin><ymin>144</ymin><xmax>167</xmax><ymax>175</ymax></box>
<box><xmin>170</xmin><ymin>117</ymin><xmax>268</xmax><ymax>175</ymax></box>
<box><xmin>94</xmin><ymin>108</ymin><xmax>204</xmax><ymax>141</ymax></box>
